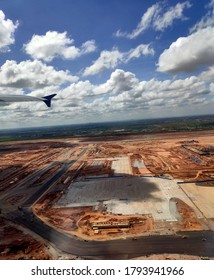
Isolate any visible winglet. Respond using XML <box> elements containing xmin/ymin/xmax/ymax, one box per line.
<box><xmin>42</xmin><ymin>94</ymin><xmax>57</xmax><ymax>107</ymax></box>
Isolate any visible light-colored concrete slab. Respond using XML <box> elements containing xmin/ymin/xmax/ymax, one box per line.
<box><xmin>56</xmin><ymin>177</ymin><xmax>203</xmax><ymax>221</ymax></box>
<box><xmin>180</xmin><ymin>182</ymin><xmax>214</xmax><ymax>219</ymax></box>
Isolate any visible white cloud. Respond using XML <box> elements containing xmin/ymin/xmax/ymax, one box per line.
<box><xmin>126</xmin><ymin>44</ymin><xmax>155</xmax><ymax>61</ymax></box>
<box><xmin>115</xmin><ymin>2</ymin><xmax>191</xmax><ymax>39</ymax></box>
<box><xmin>24</xmin><ymin>31</ymin><xmax>96</xmax><ymax>62</ymax></box>
<box><xmin>102</xmin><ymin>70</ymin><xmax>208</xmax><ymax>99</ymax></box>
<box><xmin>81</xmin><ymin>40</ymin><xmax>97</xmax><ymax>54</ymax></box>
<box><xmin>0</xmin><ymin>87</ymin><xmax>23</xmax><ymax>96</ymax></box>
<box><xmin>210</xmin><ymin>82</ymin><xmax>214</xmax><ymax>93</ymax></box>
<box><xmin>58</xmin><ymin>80</ymin><xmax>97</xmax><ymax>100</ymax></box>
<box><xmin>1</xmin><ymin>69</ymin><xmax>213</xmax><ymax>128</ymax></box>
<box><xmin>0</xmin><ymin>60</ymin><xmax>78</xmax><ymax>90</ymax></box>
<box><xmin>190</xmin><ymin>0</ymin><xmax>214</xmax><ymax>33</ymax></box>
<box><xmin>83</xmin><ymin>49</ymin><xmax>124</xmax><ymax>76</ymax></box>
<box><xmin>80</xmin><ymin>69</ymin><xmax>209</xmax><ymax>117</ymax></box>
<box><xmin>200</xmin><ymin>66</ymin><xmax>214</xmax><ymax>81</ymax></box>
<box><xmin>157</xmin><ymin>27</ymin><xmax>214</xmax><ymax>73</ymax></box>
<box><xmin>97</xmin><ymin>69</ymin><xmax>139</xmax><ymax>94</ymax></box>
<box><xmin>0</xmin><ymin>10</ymin><xmax>18</xmax><ymax>52</ymax></box>
<box><xmin>83</xmin><ymin>44</ymin><xmax>154</xmax><ymax>76</ymax></box>
<box><xmin>94</xmin><ymin>70</ymin><xmax>210</xmax><ymax>117</ymax></box>
<box><xmin>118</xmin><ymin>3</ymin><xmax>160</xmax><ymax>39</ymax></box>
<box><xmin>28</xmin><ymin>85</ymin><xmax>60</xmax><ymax>98</ymax></box>
<box><xmin>154</xmin><ymin>2</ymin><xmax>191</xmax><ymax>31</ymax></box>
<box><xmin>104</xmin><ymin>72</ymin><xmax>210</xmax><ymax>115</ymax></box>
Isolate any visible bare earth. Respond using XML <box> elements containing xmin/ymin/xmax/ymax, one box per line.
<box><xmin>1</xmin><ymin>130</ymin><xmax>214</xmax><ymax>259</ymax></box>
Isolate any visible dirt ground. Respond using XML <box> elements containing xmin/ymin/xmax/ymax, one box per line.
<box><xmin>34</xmin><ymin>204</ymin><xmax>154</xmax><ymax>240</ymax></box>
<box><xmin>132</xmin><ymin>254</ymin><xmax>213</xmax><ymax>260</ymax></box>
<box><xmin>34</xmin><ymin>195</ymin><xmax>204</xmax><ymax>240</ymax></box>
<box><xmin>0</xmin><ymin>217</ymin><xmax>52</xmax><ymax>260</ymax></box>
<box><xmin>1</xmin><ymin>131</ymin><xmax>214</xmax><ymax>259</ymax></box>
<box><xmin>32</xmin><ymin>132</ymin><xmax>214</xmax><ymax>240</ymax></box>
<box><xmin>171</xmin><ymin>198</ymin><xmax>204</xmax><ymax>231</ymax></box>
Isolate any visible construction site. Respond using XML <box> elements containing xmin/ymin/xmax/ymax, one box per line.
<box><xmin>1</xmin><ymin>131</ymin><xmax>214</xmax><ymax>259</ymax></box>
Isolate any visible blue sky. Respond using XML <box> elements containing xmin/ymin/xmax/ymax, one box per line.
<box><xmin>0</xmin><ymin>0</ymin><xmax>214</xmax><ymax>128</ymax></box>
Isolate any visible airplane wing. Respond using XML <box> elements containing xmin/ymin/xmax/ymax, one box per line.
<box><xmin>0</xmin><ymin>94</ymin><xmax>56</xmax><ymax>108</ymax></box>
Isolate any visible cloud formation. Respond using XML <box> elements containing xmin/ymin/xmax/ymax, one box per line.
<box><xmin>83</xmin><ymin>49</ymin><xmax>123</xmax><ymax>76</ymax></box>
<box><xmin>190</xmin><ymin>0</ymin><xmax>214</xmax><ymax>33</ymax></box>
<box><xmin>0</xmin><ymin>10</ymin><xmax>18</xmax><ymax>52</ymax></box>
<box><xmin>115</xmin><ymin>2</ymin><xmax>191</xmax><ymax>39</ymax></box>
<box><xmin>157</xmin><ymin>27</ymin><xmax>214</xmax><ymax>73</ymax></box>
<box><xmin>0</xmin><ymin>60</ymin><xmax>78</xmax><ymax>90</ymax></box>
<box><xmin>2</xmin><ymin>68</ymin><xmax>213</xmax><ymax>128</ymax></box>
<box><xmin>54</xmin><ymin>69</ymin><xmax>211</xmax><ymax>121</ymax></box>
<box><xmin>50</xmin><ymin>69</ymin><xmax>211</xmax><ymax>112</ymax></box>
<box><xmin>115</xmin><ymin>3</ymin><xmax>160</xmax><ymax>39</ymax></box>
<box><xmin>24</xmin><ymin>31</ymin><xmax>96</xmax><ymax>62</ymax></box>
<box><xmin>200</xmin><ymin>66</ymin><xmax>214</xmax><ymax>81</ymax></box>
<box><xmin>126</xmin><ymin>44</ymin><xmax>155</xmax><ymax>61</ymax></box>
<box><xmin>83</xmin><ymin>44</ymin><xmax>154</xmax><ymax>76</ymax></box>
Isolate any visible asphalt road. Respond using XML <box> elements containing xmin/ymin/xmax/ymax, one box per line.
<box><xmin>13</xmin><ymin>211</ymin><xmax>214</xmax><ymax>259</ymax></box>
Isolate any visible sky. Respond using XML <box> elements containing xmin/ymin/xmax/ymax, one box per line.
<box><xmin>0</xmin><ymin>0</ymin><xmax>214</xmax><ymax>129</ymax></box>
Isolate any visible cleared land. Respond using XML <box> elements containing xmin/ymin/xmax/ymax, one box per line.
<box><xmin>179</xmin><ymin>182</ymin><xmax>214</xmax><ymax>229</ymax></box>
<box><xmin>0</xmin><ymin>131</ymin><xmax>214</xmax><ymax>259</ymax></box>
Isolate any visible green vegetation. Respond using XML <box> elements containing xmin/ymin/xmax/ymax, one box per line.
<box><xmin>0</xmin><ymin>136</ymin><xmax>17</xmax><ymax>142</ymax></box>
<box><xmin>0</xmin><ymin>115</ymin><xmax>213</xmax><ymax>142</ymax></box>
